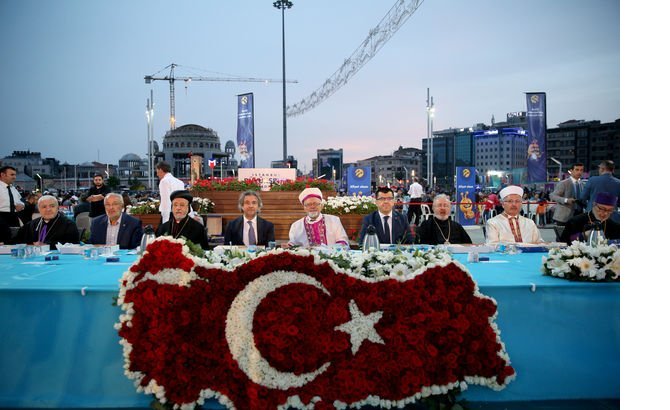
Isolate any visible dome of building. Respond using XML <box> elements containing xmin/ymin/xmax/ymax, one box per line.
<box><xmin>120</xmin><ymin>153</ymin><xmax>142</xmax><ymax>162</ymax></box>
<box><xmin>161</xmin><ymin>123</ymin><xmax>224</xmax><ymax>179</ymax></box>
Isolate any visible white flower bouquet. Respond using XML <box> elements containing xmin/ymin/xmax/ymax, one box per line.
<box><xmin>541</xmin><ymin>241</ymin><xmax>620</xmax><ymax>281</ymax></box>
<box><xmin>321</xmin><ymin>195</ymin><xmax>378</xmax><ymax>215</ymax></box>
<box><xmin>192</xmin><ymin>197</ymin><xmax>215</xmax><ymax>214</ymax></box>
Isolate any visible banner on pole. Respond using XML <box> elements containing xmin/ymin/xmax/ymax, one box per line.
<box><xmin>455</xmin><ymin>166</ymin><xmax>476</xmax><ymax>226</ymax></box>
<box><xmin>346</xmin><ymin>166</ymin><xmax>371</xmax><ymax>196</ymax></box>
<box><xmin>525</xmin><ymin>92</ymin><xmax>547</xmax><ymax>183</ymax></box>
<box><xmin>237</xmin><ymin>93</ymin><xmax>255</xmax><ymax>168</ymax></box>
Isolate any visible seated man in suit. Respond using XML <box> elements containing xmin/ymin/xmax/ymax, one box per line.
<box><xmin>89</xmin><ymin>193</ymin><xmax>142</xmax><ymax>249</ymax></box>
<box><xmin>416</xmin><ymin>194</ymin><xmax>472</xmax><ymax>245</ymax></box>
<box><xmin>485</xmin><ymin>185</ymin><xmax>543</xmax><ymax>244</ymax></box>
<box><xmin>560</xmin><ymin>192</ymin><xmax>620</xmax><ymax>245</ymax></box>
<box><xmin>288</xmin><ymin>187</ymin><xmax>349</xmax><ymax>248</ymax></box>
<box><xmin>359</xmin><ymin>187</ymin><xmax>413</xmax><ymax>245</ymax></box>
<box><xmin>223</xmin><ymin>190</ymin><xmax>275</xmax><ymax>246</ymax></box>
<box><xmin>156</xmin><ymin>190</ymin><xmax>209</xmax><ymax>250</ymax></box>
<box><xmin>14</xmin><ymin>195</ymin><xmax>79</xmax><ymax>250</ymax></box>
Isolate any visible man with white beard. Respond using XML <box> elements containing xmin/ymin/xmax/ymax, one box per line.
<box><xmin>415</xmin><ymin>194</ymin><xmax>472</xmax><ymax>245</ymax></box>
<box><xmin>287</xmin><ymin>187</ymin><xmax>349</xmax><ymax>248</ymax></box>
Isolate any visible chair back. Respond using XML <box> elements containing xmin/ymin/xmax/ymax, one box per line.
<box><xmin>420</xmin><ymin>204</ymin><xmax>432</xmax><ymax>223</ymax></box>
<box><xmin>75</xmin><ymin>212</ymin><xmax>91</xmax><ymax>231</ymax></box>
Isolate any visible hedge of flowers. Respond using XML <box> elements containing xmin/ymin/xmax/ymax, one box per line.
<box><xmin>322</xmin><ymin>195</ymin><xmax>378</xmax><ymax>216</ymax></box>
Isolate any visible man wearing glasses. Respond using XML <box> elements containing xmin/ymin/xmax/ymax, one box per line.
<box><xmin>560</xmin><ymin>192</ymin><xmax>620</xmax><ymax>245</ymax></box>
<box><xmin>288</xmin><ymin>187</ymin><xmax>349</xmax><ymax>248</ymax></box>
<box><xmin>581</xmin><ymin>160</ymin><xmax>620</xmax><ymax>223</ymax></box>
<box><xmin>359</xmin><ymin>187</ymin><xmax>413</xmax><ymax>245</ymax></box>
<box><xmin>485</xmin><ymin>185</ymin><xmax>542</xmax><ymax>244</ymax></box>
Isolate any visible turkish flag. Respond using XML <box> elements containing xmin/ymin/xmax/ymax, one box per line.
<box><xmin>118</xmin><ymin>238</ymin><xmax>515</xmax><ymax>409</ymax></box>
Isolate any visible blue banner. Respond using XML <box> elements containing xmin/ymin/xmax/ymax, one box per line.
<box><xmin>347</xmin><ymin>166</ymin><xmax>371</xmax><ymax>196</ymax></box>
<box><xmin>236</xmin><ymin>93</ymin><xmax>254</xmax><ymax>168</ymax></box>
<box><xmin>525</xmin><ymin>92</ymin><xmax>547</xmax><ymax>183</ymax></box>
<box><xmin>455</xmin><ymin>166</ymin><xmax>476</xmax><ymax>226</ymax></box>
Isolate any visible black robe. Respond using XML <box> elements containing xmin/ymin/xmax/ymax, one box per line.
<box><xmin>560</xmin><ymin>211</ymin><xmax>620</xmax><ymax>245</ymax></box>
<box><xmin>156</xmin><ymin>216</ymin><xmax>209</xmax><ymax>250</ymax></box>
<box><xmin>15</xmin><ymin>213</ymin><xmax>80</xmax><ymax>250</ymax></box>
<box><xmin>415</xmin><ymin>216</ymin><xmax>472</xmax><ymax>245</ymax></box>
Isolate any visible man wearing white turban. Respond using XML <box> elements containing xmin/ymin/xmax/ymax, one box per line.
<box><xmin>288</xmin><ymin>188</ymin><xmax>349</xmax><ymax>248</ymax></box>
<box><xmin>485</xmin><ymin>185</ymin><xmax>543</xmax><ymax>244</ymax></box>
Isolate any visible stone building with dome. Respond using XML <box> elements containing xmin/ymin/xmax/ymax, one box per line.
<box><xmin>160</xmin><ymin>124</ymin><xmax>236</xmax><ymax>179</ymax></box>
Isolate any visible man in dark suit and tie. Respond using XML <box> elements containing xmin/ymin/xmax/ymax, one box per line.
<box><xmin>90</xmin><ymin>193</ymin><xmax>142</xmax><ymax>249</ymax></box>
<box><xmin>359</xmin><ymin>187</ymin><xmax>413</xmax><ymax>245</ymax></box>
<box><xmin>224</xmin><ymin>190</ymin><xmax>275</xmax><ymax>246</ymax></box>
<box><xmin>550</xmin><ymin>162</ymin><xmax>585</xmax><ymax>226</ymax></box>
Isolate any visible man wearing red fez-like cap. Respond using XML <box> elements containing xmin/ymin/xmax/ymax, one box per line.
<box><xmin>287</xmin><ymin>187</ymin><xmax>349</xmax><ymax>248</ymax></box>
<box><xmin>560</xmin><ymin>191</ymin><xmax>620</xmax><ymax>245</ymax></box>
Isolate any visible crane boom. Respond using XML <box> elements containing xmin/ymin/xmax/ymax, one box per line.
<box><xmin>144</xmin><ymin>63</ymin><xmax>298</xmax><ymax>130</ymax></box>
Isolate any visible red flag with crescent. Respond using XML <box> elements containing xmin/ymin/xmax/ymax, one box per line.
<box><xmin>117</xmin><ymin>238</ymin><xmax>515</xmax><ymax>409</ymax></box>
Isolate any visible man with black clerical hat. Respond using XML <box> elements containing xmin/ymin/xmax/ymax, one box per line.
<box><xmin>156</xmin><ymin>190</ymin><xmax>209</xmax><ymax>249</ymax></box>
<box><xmin>560</xmin><ymin>192</ymin><xmax>620</xmax><ymax>245</ymax></box>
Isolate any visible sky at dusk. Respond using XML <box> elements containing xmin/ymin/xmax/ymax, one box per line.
<box><xmin>1</xmin><ymin>0</ymin><xmax>620</xmax><ymax>174</ymax></box>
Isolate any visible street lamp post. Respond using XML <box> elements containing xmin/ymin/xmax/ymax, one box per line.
<box><xmin>273</xmin><ymin>0</ymin><xmax>293</xmax><ymax>162</ymax></box>
<box><xmin>35</xmin><ymin>173</ymin><xmax>43</xmax><ymax>193</ymax></box>
<box><xmin>550</xmin><ymin>157</ymin><xmax>562</xmax><ymax>180</ymax></box>
<box><xmin>426</xmin><ymin>88</ymin><xmax>435</xmax><ymax>189</ymax></box>
<box><xmin>146</xmin><ymin>91</ymin><xmax>155</xmax><ymax>191</ymax></box>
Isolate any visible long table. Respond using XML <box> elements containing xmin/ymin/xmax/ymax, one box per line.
<box><xmin>0</xmin><ymin>250</ymin><xmax>619</xmax><ymax>408</ymax></box>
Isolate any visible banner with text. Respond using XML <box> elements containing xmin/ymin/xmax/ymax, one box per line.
<box><xmin>237</xmin><ymin>168</ymin><xmax>297</xmax><ymax>191</ymax></box>
<box><xmin>525</xmin><ymin>92</ymin><xmax>547</xmax><ymax>183</ymax></box>
<box><xmin>347</xmin><ymin>166</ymin><xmax>372</xmax><ymax>196</ymax></box>
<box><xmin>236</xmin><ymin>93</ymin><xmax>255</xmax><ymax>168</ymax></box>
<box><xmin>455</xmin><ymin>167</ymin><xmax>477</xmax><ymax>226</ymax></box>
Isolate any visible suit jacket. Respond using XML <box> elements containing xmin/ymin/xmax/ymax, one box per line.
<box><xmin>156</xmin><ymin>216</ymin><xmax>209</xmax><ymax>250</ymax></box>
<box><xmin>358</xmin><ymin>211</ymin><xmax>413</xmax><ymax>245</ymax></box>
<box><xmin>223</xmin><ymin>215</ymin><xmax>275</xmax><ymax>246</ymax></box>
<box><xmin>89</xmin><ymin>213</ymin><xmax>143</xmax><ymax>249</ymax></box>
<box><xmin>581</xmin><ymin>173</ymin><xmax>620</xmax><ymax>214</ymax></box>
<box><xmin>549</xmin><ymin>177</ymin><xmax>583</xmax><ymax>223</ymax></box>
<box><xmin>15</xmin><ymin>213</ymin><xmax>80</xmax><ymax>250</ymax></box>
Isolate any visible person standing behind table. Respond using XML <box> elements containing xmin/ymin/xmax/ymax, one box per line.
<box><xmin>288</xmin><ymin>188</ymin><xmax>349</xmax><ymax>248</ymax></box>
<box><xmin>581</xmin><ymin>160</ymin><xmax>620</xmax><ymax>223</ymax></box>
<box><xmin>156</xmin><ymin>190</ymin><xmax>209</xmax><ymax>250</ymax></box>
<box><xmin>89</xmin><ymin>193</ymin><xmax>142</xmax><ymax>249</ymax></box>
<box><xmin>407</xmin><ymin>177</ymin><xmax>424</xmax><ymax>225</ymax></box>
<box><xmin>550</xmin><ymin>163</ymin><xmax>585</xmax><ymax>226</ymax></box>
<box><xmin>85</xmin><ymin>174</ymin><xmax>112</xmax><ymax>219</ymax></box>
<box><xmin>223</xmin><ymin>190</ymin><xmax>275</xmax><ymax>246</ymax></box>
<box><xmin>0</xmin><ymin>165</ymin><xmax>25</xmax><ymax>227</ymax></box>
<box><xmin>485</xmin><ymin>185</ymin><xmax>543</xmax><ymax>245</ymax></box>
<box><xmin>560</xmin><ymin>192</ymin><xmax>620</xmax><ymax>245</ymax></box>
<box><xmin>155</xmin><ymin>161</ymin><xmax>185</xmax><ymax>224</ymax></box>
<box><xmin>358</xmin><ymin>187</ymin><xmax>413</xmax><ymax>245</ymax></box>
<box><xmin>19</xmin><ymin>193</ymin><xmax>38</xmax><ymax>225</ymax></box>
<box><xmin>14</xmin><ymin>195</ymin><xmax>79</xmax><ymax>250</ymax></box>
<box><xmin>416</xmin><ymin>194</ymin><xmax>472</xmax><ymax>245</ymax></box>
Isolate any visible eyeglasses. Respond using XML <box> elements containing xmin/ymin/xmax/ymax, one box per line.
<box><xmin>594</xmin><ymin>204</ymin><xmax>615</xmax><ymax>214</ymax></box>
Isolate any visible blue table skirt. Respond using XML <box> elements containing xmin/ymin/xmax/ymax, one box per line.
<box><xmin>0</xmin><ymin>252</ymin><xmax>619</xmax><ymax>407</ymax></box>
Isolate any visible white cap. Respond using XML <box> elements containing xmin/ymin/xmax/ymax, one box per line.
<box><xmin>499</xmin><ymin>185</ymin><xmax>524</xmax><ymax>200</ymax></box>
<box><xmin>298</xmin><ymin>187</ymin><xmax>323</xmax><ymax>204</ymax></box>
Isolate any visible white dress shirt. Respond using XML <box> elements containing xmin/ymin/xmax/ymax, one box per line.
<box><xmin>243</xmin><ymin>216</ymin><xmax>257</xmax><ymax>246</ymax></box>
<box><xmin>0</xmin><ymin>180</ymin><xmax>24</xmax><ymax>212</ymax></box>
<box><xmin>408</xmin><ymin>182</ymin><xmax>423</xmax><ymax>199</ymax></box>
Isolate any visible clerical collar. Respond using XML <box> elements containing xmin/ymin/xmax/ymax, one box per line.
<box><xmin>306</xmin><ymin>213</ymin><xmax>323</xmax><ymax>223</ymax></box>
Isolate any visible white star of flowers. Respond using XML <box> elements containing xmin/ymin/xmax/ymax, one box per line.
<box><xmin>334</xmin><ymin>299</ymin><xmax>385</xmax><ymax>355</ymax></box>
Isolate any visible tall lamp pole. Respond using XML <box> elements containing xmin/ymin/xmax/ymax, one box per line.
<box><xmin>146</xmin><ymin>91</ymin><xmax>155</xmax><ymax>191</ymax></box>
<box><xmin>426</xmin><ymin>88</ymin><xmax>435</xmax><ymax>189</ymax></box>
<box><xmin>273</xmin><ymin>0</ymin><xmax>293</xmax><ymax>163</ymax></box>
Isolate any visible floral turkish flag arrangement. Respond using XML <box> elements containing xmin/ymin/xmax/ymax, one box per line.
<box><xmin>117</xmin><ymin>238</ymin><xmax>515</xmax><ymax>409</ymax></box>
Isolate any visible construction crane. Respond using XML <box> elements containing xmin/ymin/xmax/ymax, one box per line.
<box><xmin>144</xmin><ymin>63</ymin><xmax>298</xmax><ymax>130</ymax></box>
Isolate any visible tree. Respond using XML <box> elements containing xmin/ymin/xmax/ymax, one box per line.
<box><xmin>107</xmin><ymin>175</ymin><xmax>121</xmax><ymax>190</ymax></box>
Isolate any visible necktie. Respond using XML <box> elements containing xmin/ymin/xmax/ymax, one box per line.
<box><xmin>507</xmin><ymin>216</ymin><xmax>522</xmax><ymax>243</ymax></box>
<box><xmin>382</xmin><ymin>215</ymin><xmax>391</xmax><ymax>244</ymax></box>
<box><xmin>247</xmin><ymin>221</ymin><xmax>256</xmax><ymax>245</ymax></box>
<box><xmin>574</xmin><ymin>181</ymin><xmax>581</xmax><ymax>199</ymax></box>
<box><xmin>7</xmin><ymin>186</ymin><xmax>15</xmax><ymax>213</ymax></box>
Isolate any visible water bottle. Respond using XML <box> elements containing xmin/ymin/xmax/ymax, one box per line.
<box><xmin>588</xmin><ymin>221</ymin><xmax>605</xmax><ymax>247</ymax></box>
<box><xmin>140</xmin><ymin>225</ymin><xmax>156</xmax><ymax>253</ymax></box>
<box><xmin>362</xmin><ymin>225</ymin><xmax>380</xmax><ymax>252</ymax></box>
